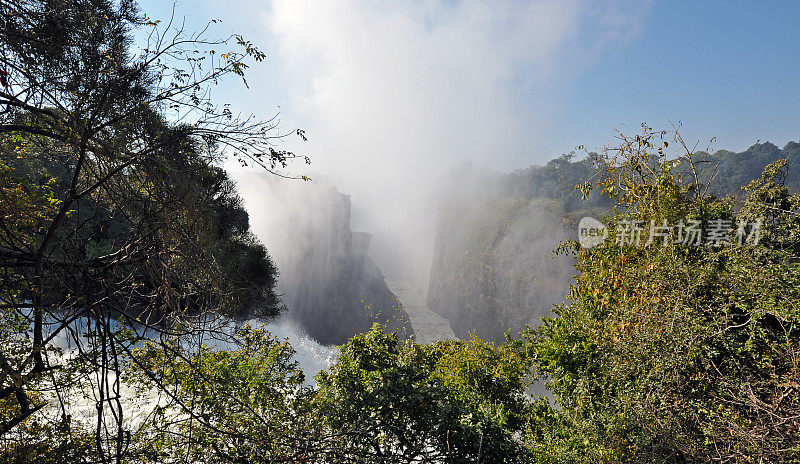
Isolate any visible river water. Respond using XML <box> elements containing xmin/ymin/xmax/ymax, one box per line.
<box><xmin>385</xmin><ymin>279</ymin><xmax>456</xmax><ymax>343</ymax></box>
<box><xmin>40</xmin><ymin>279</ymin><xmax>457</xmax><ymax>434</ymax></box>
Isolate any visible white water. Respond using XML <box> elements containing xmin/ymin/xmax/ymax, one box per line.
<box><xmin>36</xmin><ymin>290</ymin><xmax>450</xmax><ymax>436</ymax></box>
<box><xmin>36</xmin><ymin>316</ymin><xmax>337</xmax><ymax>437</ymax></box>
<box><xmin>261</xmin><ymin>316</ymin><xmax>338</xmax><ymax>381</ymax></box>
<box><xmin>22</xmin><ymin>292</ymin><xmax>461</xmax><ymax>464</ymax></box>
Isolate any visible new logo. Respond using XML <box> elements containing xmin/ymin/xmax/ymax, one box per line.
<box><xmin>578</xmin><ymin>217</ymin><xmax>608</xmax><ymax>249</ymax></box>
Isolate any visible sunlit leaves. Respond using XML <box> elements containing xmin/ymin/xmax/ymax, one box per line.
<box><xmin>528</xmin><ymin>128</ymin><xmax>800</xmax><ymax>463</ymax></box>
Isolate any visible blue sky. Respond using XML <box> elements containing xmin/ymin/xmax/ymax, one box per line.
<box><xmin>137</xmin><ymin>1</ymin><xmax>800</xmax><ymax>169</ymax></box>
<box><xmin>134</xmin><ymin>0</ymin><xmax>800</xmax><ymax>278</ymax></box>
<box><xmin>561</xmin><ymin>1</ymin><xmax>800</xmax><ymax>154</ymax></box>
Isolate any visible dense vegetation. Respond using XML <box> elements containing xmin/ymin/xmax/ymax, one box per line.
<box><xmin>1</xmin><ymin>2</ymin><xmax>798</xmax><ymax>463</ymax></box>
<box><xmin>428</xmin><ymin>137</ymin><xmax>800</xmax><ymax>342</ymax></box>
<box><xmin>0</xmin><ymin>0</ymin><xmax>296</xmax><ymax>460</ymax></box>
<box><xmin>526</xmin><ymin>127</ymin><xmax>800</xmax><ymax>463</ymax></box>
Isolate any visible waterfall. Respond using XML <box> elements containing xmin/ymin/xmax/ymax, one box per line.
<box><xmin>261</xmin><ymin>316</ymin><xmax>338</xmax><ymax>382</ymax></box>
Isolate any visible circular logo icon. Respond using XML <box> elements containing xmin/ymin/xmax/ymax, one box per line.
<box><xmin>578</xmin><ymin>217</ymin><xmax>608</xmax><ymax>248</ymax></box>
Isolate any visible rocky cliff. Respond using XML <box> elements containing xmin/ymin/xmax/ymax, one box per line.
<box><xmin>427</xmin><ymin>195</ymin><xmax>576</xmax><ymax>342</ymax></box>
<box><xmin>241</xmin><ymin>176</ymin><xmax>413</xmax><ymax>345</ymax></box>
<box><xmin>426</xmin><ymin>142</ymin><xmax>800</xmax><ymax>342</ymax></box>
<box><xmin>426</xmin><ymin>158</ymin><xmax>603</xmax><ymax>342</ymax></box>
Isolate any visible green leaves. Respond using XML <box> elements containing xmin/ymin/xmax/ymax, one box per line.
<box><xmin>526</xmin><ymin>131</ymin><xmax>800</xmax><ymax>463</ymax></box>
<box><xmin>316</xmin><ymin>324</ymin><xmax>532</xmax><ymax>463</ymax></box>
<box><xmin>131</xmin><ymin>325</ymin><xmax>318</xmax><ymax>463</ymax></box>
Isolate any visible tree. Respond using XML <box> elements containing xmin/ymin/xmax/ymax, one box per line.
<box><xmin>316</xmin><ymin>323</ymin><xmax>533</xmax><ymax>463</ymax></box>
<box><xmin>129</xmin><ymin>325</ymin><xmax>326</xmax><ymax>463</ymax></box>
<box><xmin>0</xmin><ymin>0</ymin><xmax>304</xmax><ymax>460</ymax></box>
<box><xmin>526</xmin><ymin>125</ymin><xmax>800</xmax><ymax>463</ymax></box>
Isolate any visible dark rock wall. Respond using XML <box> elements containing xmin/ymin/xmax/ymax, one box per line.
<box><xmin>275</xmin><ymin>183</ymin><xmax>412</xmax><ymax>345</ymax></box>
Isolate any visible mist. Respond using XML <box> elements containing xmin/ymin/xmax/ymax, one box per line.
<box><xmin>217</xmin><ymin>0</ymin><xmax>647</xmax><ymax>343</ymax></box>
<box><xmin>225</xmin><ymin>0</ymin><xmax>649</xmax><ymax>342</ymax></box>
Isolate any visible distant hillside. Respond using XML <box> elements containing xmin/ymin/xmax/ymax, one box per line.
<box><xmin>690</xmin><ymin>141</ymin><xmax>800</xmax><ymax>197</ymax></box>
<box><xmin>427</xmin><ymin>141</ymin><xmax>800</xmax><ymax>341</ymax></box>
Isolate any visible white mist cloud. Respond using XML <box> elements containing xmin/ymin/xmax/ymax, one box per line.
<box><xmin>245</xmin><ymin>0</ymin><xmax>649</xmax><ymax>285</ymax></box>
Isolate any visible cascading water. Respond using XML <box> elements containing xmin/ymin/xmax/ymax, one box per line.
<box><xmin>37</xmin><ymin>312</ymin><xmax>338</xmax><ymax>438</ymax></box>
<box><xmin>261</xmin><ymin>316</ymin><xmax>338</xmax><ymax>381</ymax></box>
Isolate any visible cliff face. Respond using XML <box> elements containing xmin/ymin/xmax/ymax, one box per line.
<box><xmin>427</xmin><ymin>195</ymin><xmax>574</xmax><ymax>342</ymax></box>
<box><xmin>279</xmin><ymin>185</ymin><xmax>412</xmax><ymax>345</ymax></box>
<box><xmin>426</xmin><ymin>142</ymin><xmax>800</xmax><ymax>342</ymax></box>
<box><xmin>241</xmin><ymin>176</ymin><xmax>413</xmax><ymax>346</ymax></box>
<box><xmin>426</xmin><ymin>158</ymin><xmax>602</xmax><ymax>342</ymax></box>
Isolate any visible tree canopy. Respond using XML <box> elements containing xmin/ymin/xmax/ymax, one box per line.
<box><xmin>526</xmin><ymin>125</ymin><xmax>800</xmax><ymax>463</ymax></box>
<box><xmin>0</xmin><ymin>0</ymin><xmax>303</xmax><ymax>459</ymax></box>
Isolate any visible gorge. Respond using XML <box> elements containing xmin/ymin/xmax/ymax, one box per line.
<box><xmin>236</xmin><ymin>140</ymin><xmax>800</xmax><ymax>347</ymax></box>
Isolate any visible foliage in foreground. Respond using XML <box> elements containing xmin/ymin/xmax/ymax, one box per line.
<box><xmin>105</xmin><ymin>323</ymin><xmax>534</xmax><ymax>463</ymax></box>
<box><xmin>129</xmin><ymin>327</ymin><xmax>322</xmax><ymax>463</ymax></box>
<box><xmin>3</xmin><ymin>127</ymin><xmax>799</xmax><ymax>464</ymax></box>
<box><xmin>526</xmin><ymin>127</ymin><xmax>800</xmax><ymax>463</ymax></box>
<box><xmin>316</xmin><ymin>324</ymin><xmax>534</xmax><ymax>463</ymax></box>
